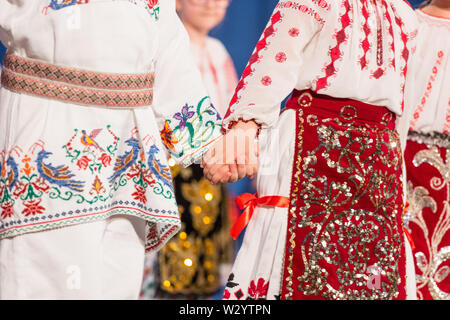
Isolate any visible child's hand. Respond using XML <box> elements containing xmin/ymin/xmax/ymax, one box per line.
<box><xmin>202</xmin><ymin>120</ymin><xmax>259</xmax><ymax>184</ymax></box>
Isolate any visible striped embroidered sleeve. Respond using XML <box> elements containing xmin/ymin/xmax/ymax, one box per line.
<box><xmin>222</xmin><ymin>0</ymin><xmax>333</xmax><ymax>131</ymax></box>
<box><xmin>153</xmin><ymin>0</ymin><xmax>222</xmax><ymax>167</ymax></box>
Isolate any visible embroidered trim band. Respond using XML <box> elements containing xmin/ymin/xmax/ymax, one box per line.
<box><xmin>1</xmin><ymin>54</ymin><xmax>154</xmax><ymax>108</ymax></box>
<box><xmin>408</xmin><ymin>130</ymin><xmax>450</xmax><ymax>150</ymax></box>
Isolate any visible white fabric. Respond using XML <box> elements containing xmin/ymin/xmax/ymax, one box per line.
<box><xmin>223</xmin><ymin>0</ymin><xmax>418</xmax><ymax>131</ymax></box>
<box><xmin>404</xmin><ymin>233</ymin><xmax>418</xmax><ymax>300</ymax></box>
<box><xmin>0</xmin><ymin>0</ymin><xmax>222</xmax><ymax>251</ymax></box>
<box><xmin>0</xmin><ymin>0</ymin><xmax>221</xmax><ymax>166</ymax></box>
<box><xmin>226</xmin><ymin>109</ymin><xmax>294</xmax><ymax>300</ymax></box>
<box><xmin>0</xmin><ymin>214</ymin><xmax>146</xmax><ymax>299</ymax></box>
<box><xmin>406</xmin><ymin>10</ymin><xmax>450</xmax><ymax>134</ymax></box>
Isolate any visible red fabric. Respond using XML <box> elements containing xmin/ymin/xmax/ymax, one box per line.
<box><xmin>230</xmin><ymin>193</ymin><xmax>289</xmax><ymax>240</ymax></box>
<box><xmin>404</xmin><ymin>138</ymin><xmax>450</xmax><ymax>300</ymax></box>
<box><xmin>281</xmin><ymin>90</ymin><xmax>406</xmax><ymax>300</ymax></box>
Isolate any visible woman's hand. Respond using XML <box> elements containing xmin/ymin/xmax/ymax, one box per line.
<box><xmin>202</xmin><ymin>120</ymin><xmax>259</xmax><ymax>184</ymax></box>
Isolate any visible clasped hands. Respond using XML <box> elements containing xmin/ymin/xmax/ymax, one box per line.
<box><xmin>202</xmin><ymin>120</ymin><xmax>259</xmax><ymax>184</ymax></box>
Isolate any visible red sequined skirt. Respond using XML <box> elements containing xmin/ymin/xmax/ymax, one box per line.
<box><xmin>280</xmin><ymin>90</ymin><xmax>406</xmax><ymax>300</ymax></box>
<box><xmin>404</xmin><ymin>131</ymin><xmax>450</xmax><ymax>300</ymax></box>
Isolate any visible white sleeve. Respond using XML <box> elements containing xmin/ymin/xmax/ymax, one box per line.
<box><xmin>0</xmin><ymin>1</ymin><xmax>17</xmax><ymax>48</ymax></box>
<box><xmin>153</xmin><ymin>0</ymin><xmax>222</xmax><ymax>167</ymax></box>
<box><xmin>222</xmin><ymin>0</ymin><xmax>332</xmax><ymax>131</ymax></box>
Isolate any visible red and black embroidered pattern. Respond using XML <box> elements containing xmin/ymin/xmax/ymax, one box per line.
<box><xmin>223</xmin><ymin>273</ymin><xmax>271</xmax><ymax>300</ymax></box>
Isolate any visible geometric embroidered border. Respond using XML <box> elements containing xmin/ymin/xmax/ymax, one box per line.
<box><xmin>0</xmin><ymin>205</ymin><xmax>180</xmax><ymax>254</ymax></box>
<box><xmin>1</xmin><ymin>67</ymin><xmax>153</xmax><ymax>108</ymax></box>
<box><xmin>3</xmin><ymin>54</ymin><xmax>155</xmax><ymax>90</ymax></box>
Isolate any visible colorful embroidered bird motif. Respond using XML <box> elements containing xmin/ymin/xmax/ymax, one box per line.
<box><xmin>147</xmin><ymin>145</ymin><xmax>173</xmax><ymax>190</ymax></box>
<box><xmin>42</xmin><ymin>0</ymin><xmax>89</xmax><ymax>14</ymax></box>
<box><xmin>35</xmin><ymin>150</ymin><xmax>85</xmax><ymax>192</ymax></box>
<box><xmin>48</xmin><ymin>0</ymin><xmax>83</xmax><ymax>10</ymax></box>
<box><xmin>80</xmin><ymin>129</ymin><xmax>104</xmax><ymax>152</ymax></box>
<box><xmin>6</xmin><ymin>157</ymin><xmax>19</xmax><ymax>191</ymax></box>
<box><xmin>109</xmin><ymin>138</ymin><xmax>141</xmax><ymax>184</ymax></box>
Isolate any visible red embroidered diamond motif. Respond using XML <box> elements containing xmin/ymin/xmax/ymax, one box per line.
<box><xmin>316</xmin><ymin>0</ymin><xmax>351</xmax><ymax>91</ymax></box>
<box><xmin>372</xmin><ymin>68</ymin><xmax>385</xmax><ymax>79</ymax></box>
<box><xmin>224</xmin><ymin>10</ymin><xmax>283</xmax><ymax>121</ymax></box>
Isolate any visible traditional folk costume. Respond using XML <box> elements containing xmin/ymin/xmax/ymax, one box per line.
<box><xmin>403</xmin><ymin>9</ymin><xmax>450</xmax><ymax>300</ymax></box>
<box><xmin>0</xmin><ymin>0</ymin><xmax>221</xmax><ymax>299</ymax></box>
<box><xmin>141</xmin><ymin>37</ymin><xmax>239</xmax><ymax>299</ymax></box>
<box><xmin>221</xmin><ymin>0</ymin><xmax>418</xmax><ymax>300</ymax></box>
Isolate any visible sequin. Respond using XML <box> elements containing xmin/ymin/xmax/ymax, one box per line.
<box><xmin>405</xmin><ymin>130</ymin><xmax>450</xmax><ymax>300</ymax></box>
<box><xmin>281</xmin><ymin>90</ymin><xmax>405</xmax><ymax>300</ymax></box>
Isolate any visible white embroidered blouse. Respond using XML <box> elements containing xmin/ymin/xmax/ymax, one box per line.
<box><xmin>222</xmin><ymin>0</ymin><xmax>418</xmax><ymax>132</ymax></box>
<box><xmin>406</xmin><ymin>9</ymin><xmax>450</xmax><ymax>134</ymax></box>
<box><xmin>0</xmin><ymin>0</ymin><xmax>221</xmax><ymax>252</ymax></box>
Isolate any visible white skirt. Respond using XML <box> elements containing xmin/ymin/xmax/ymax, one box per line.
<box><xmin>0</xmin><ymin>214</ymin><xmax>146</xmax><ymax>299</ymax></box>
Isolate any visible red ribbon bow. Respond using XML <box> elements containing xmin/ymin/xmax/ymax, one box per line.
<box><xmin>403</xmin><ymin>226</ymin><xmax>415</xmax><ymax>251</ymax></box>
<box><xmin>230</xmin><ymin>193</ymin><xmax>290</xmax><ymax>240</ymax></box>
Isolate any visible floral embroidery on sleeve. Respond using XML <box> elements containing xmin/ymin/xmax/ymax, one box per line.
<box><xmin>165</xmin><ymin>96</ymin><xmax>222</xmax><ymax>167</ymax></box>
<box><xmin>42</xmin><ymin>0</ymin><xmax>161</xmax><ymax>21</ymax></box>
<box><xmin>124</xmin><ymin>0</ymin><xmax>160</xmax><ymax>21</ymax></box>
<box><xmin>222</xmin><ymin>0</ymin><xmax>331</xmax><ymax>131</ymax></box>
<box><xmin>160</xmin><ymin>120</ymin><xmax>179</xmax><ymax>151</ymax></box>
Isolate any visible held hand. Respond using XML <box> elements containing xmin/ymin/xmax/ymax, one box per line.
<box><xmin>202</xmin><ymin>120</ymin><xmax>259</xmax><ymax>184</ymax></box>
<box><xmin>202</xmin><ymin>135</ymin><xmax>232</xmax><ymax>184</ymax></box>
